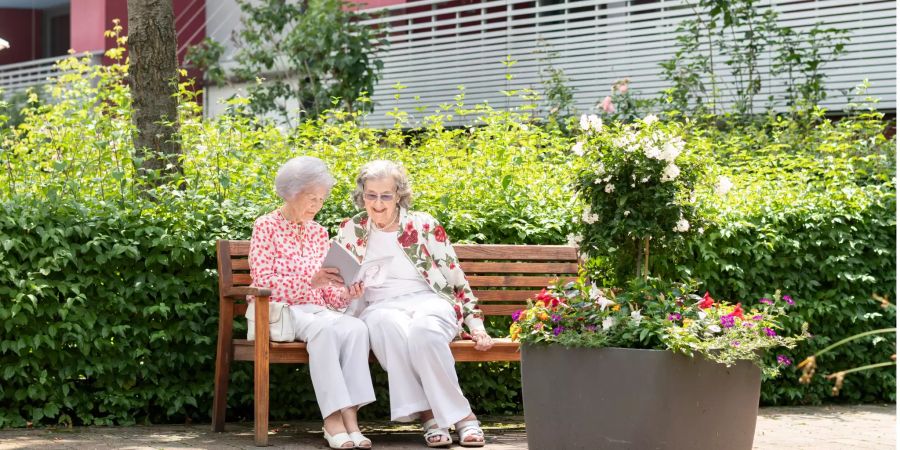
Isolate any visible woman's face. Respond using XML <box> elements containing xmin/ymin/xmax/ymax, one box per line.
<box><xmin>286</xmin><ymin>184</ymin><xmax>329</xmax><ymax>222</ymax></box>
<box><xmin>363</xmin><ymin>177</ymin><xmax>399</xmax><ymax>225</ymax></box>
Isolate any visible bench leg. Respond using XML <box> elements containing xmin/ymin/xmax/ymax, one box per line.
<box><xmin>211</xmin><ymin>342</ymin><xmax>230</xmax><ymax>432</ymax></box>
<box><xmin>212</xmin><ymin>302</ymin><xmax>235</xmax><ymax>433</ymax></box>
<box><xmin>254</xmin><ymin>348</ymin><xmax>270</xmax><ymax>446</ymax></box>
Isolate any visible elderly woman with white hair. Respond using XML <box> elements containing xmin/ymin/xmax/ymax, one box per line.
<box><xmin>335</xmin><ymin>160</ymin><xmax>493</xmax><ymax>448</ymax></box>
<box><xmin>247</xmin><ymin>156</ymin><xmax>375</xmax><ymax>449</ymax></box>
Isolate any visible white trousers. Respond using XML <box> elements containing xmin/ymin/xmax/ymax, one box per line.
<box><xmin>283</xmin><ymin>305</ymin><xmax>376</xmax><ymax>418</ymax></box>
<box><xmin>361</xmin><ymin>292</ymin><xmax>472</xmax><ymax>429</ymax></box>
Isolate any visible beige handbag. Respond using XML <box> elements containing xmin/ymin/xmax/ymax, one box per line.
<box><xmin>245</xmin><ymin>301</ymin><xmax>295</xmax><ymax>342</ymax></box>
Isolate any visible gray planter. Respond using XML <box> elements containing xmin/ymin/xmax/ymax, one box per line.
<box><xmin>520</xmin><ymin>345</ymin><xmax>761</xmax><ymax>450</ymax></box>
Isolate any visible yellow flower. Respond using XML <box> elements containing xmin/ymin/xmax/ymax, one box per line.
<box><xmin>535</xmin><ymin>300</ymin><xmax>546</xmax><ymax>308</ymax></box>
<box><xmin>683</xmin><ymin>319</ymin><xmax>694</xmax><ymax>328</ymax></box>
<box><xmin>510</xmin><ymin>323</ymin><xmax>521</xmax><ymax>341</ymax></box>
<box><xmin>612</xmin><ymin>304</ymin><xmax>621</xmax><ymax>312</ymax></box>
<box><xmin>525</xmin><ymin>310</ymin><xmax>534</xmax><ymax>321</ymax></box>
<box><xmin>539</xmin><ymin>312</ymin><xmax>549</xmax><ymax>321</ymax></box>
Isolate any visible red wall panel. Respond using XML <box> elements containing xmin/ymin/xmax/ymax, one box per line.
<box><xmin>0</xmin><ymin>9</ymin><xmax>43</xmax><ymax>65</ymax></box>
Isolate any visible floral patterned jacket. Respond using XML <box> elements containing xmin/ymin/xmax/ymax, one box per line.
<box><xmin>335</xmin><ymin>208</ymin><xmax>485</xmax><ymax>334</ymax></box>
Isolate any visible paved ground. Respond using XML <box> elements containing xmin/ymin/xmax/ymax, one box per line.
<box><xmin>0</xmin><ymin>405</ymin><xmax>894</xmax><ymax>449</ymax></box>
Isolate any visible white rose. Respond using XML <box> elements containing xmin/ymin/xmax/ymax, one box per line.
<box><xmin>623</xmin><ymin>210</ymin><xmax>631</xmax><ymax>216</ymax></box>
<box><xmin>644</xmin><ymin>145</ymin><xmax>662</xmax><ymax>160</ymax></box>
<box><xmin>661</xmin><ymin>163</ymin><xmax>680</xmax><ymax>182</ymax></box>
<box><xmin>566</xmin><ymin>233</ymin><xmax>583</xmax><ymax>247</ymax></box>
<box><xmin>660</xmin><ymin>142</ymin><xmax>680</xmax><ymax>162</ymax></box>
<box><xmin>572</xmin><ymin>141</ymin><xmax>585</xmax><ymax>156</ymax></box>
<box><xmin>582</xmin><ymin>206</ymin><xmax>599</xmax><ymax>224</ymax></box>
<box><xmin>674</xmin><ymin>218</ymin><xmax>690</xmax><ymax>233</ymax></box>
<box><xmin>605</xmin><ymin>183</ymin><xmax>615</xmax><ymax>193</ymax></box>
<box><xmin>715</xmin><ymin>176</ymin><xmax>734</xmax><ymax>196</ymax></box>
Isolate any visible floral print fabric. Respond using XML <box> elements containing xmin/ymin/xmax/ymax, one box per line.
<box><xmin>249</xmin><ymin>211</ymin><xmax>345</xmax><ymax>308</ymax></box>
<box><xmin>335</xmin><ymin>208</ymin><xmax>485</xmax><ymax>333</ymax></box>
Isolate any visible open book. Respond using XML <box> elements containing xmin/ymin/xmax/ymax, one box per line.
<box><xmin>322</xmin><ymin>241</ymin><xmax>393</xmax><ymax>288</ymax></box>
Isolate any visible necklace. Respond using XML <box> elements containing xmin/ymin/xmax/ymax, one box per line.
<box><xmin>372</xmin><ymin>210</ymin><xmax>399</xmax><ymax>232</ymax></box>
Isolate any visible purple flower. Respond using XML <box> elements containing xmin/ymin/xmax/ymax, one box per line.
<box><xmin>720</xmin><ymin>315</ymin><xmax>735</xmax><ymax>328</ymax></box>
<box><xmin>743</xmin><ymin>322</ymin><xmax>754</xmax><ymax>328</ymax></box>
<box><xmin>731</xmin><ymin>340</ymin><xmax>741</xmax><ymax>347</ymax></box>
<box><xmin>551</xmin><ymin>314</ymin><xmax>562</xmax><ymax>323</ymax></box>
<box><xmin>511</xmin><ymin>310</ymin><xmax>523</xmax><ymax>322</ymax></box>
<box><xmin>777</xmin><ymin>355</ymin><xmax>792</xmax><ymax>366</ymax></box>
<box><xmin>553</xmin><ymin>326</ymin><xmax>565</xmax><ymax>336</ymax></box>
<box><xmin>585</xmin><ymin>325</ymin><xmax>597</xmax><ymax>332</ymax></box>
<box><xmin>752</xmin><ymin>315</ymin><xmax>763</xmax><ymax>321</ymax></box>
<box><xmin>783</xmin><ymin>295</ymin><xmax>795</xmax><ymax>306</ymax></box>
<box><xmin>667</xmin><ymin>313</ymin><xmax>682</xmax><ymax>322</ymax></box>
<box><xmin>764</xmin><ymin>327</ymin><xmax>777</xmax><ymax>337</ymax></box>
<box><xmin>759</xmin><ymin>298</ymin><xmax>773</xmax><ymax>305</ymax></box>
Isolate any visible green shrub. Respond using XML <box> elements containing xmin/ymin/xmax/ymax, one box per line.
<box><xmin>656</xmin><ymin>110</ymin><xmax>897</xmax><ymax>405</ymax></box>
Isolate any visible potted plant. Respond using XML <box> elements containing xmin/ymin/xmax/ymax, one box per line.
<box><xmin>514</xmin><ymin>114</ymin><xmax>808</xmax><ymax>449</ymax></box>
<box><xmin>513</xmin><ymin>278</ymin><xmax>807</xmax><ymax>449</ymax></box>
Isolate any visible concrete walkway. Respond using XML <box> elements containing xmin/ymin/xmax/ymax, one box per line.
<box><xmin>0</xmin><ymin>405</ymin><xmax>894</xmax><ymax>449</ymax></box>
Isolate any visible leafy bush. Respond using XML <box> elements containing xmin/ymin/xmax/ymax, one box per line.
<box><xmin>661</xmin><ymin>109</ymin><xmax>896</xmax><ymax>405</ymax></box>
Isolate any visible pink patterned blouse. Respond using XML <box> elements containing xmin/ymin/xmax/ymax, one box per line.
<box><xmin>248</xmin><ymin>211</ymin><xmax>346</xmax><ymax>309</ymax></box>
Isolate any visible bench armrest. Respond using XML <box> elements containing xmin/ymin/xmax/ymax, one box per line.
<box><xmin>225</xmin><ymin>286</ymin><xmax>272</xmax><ymax>298</ymax></box>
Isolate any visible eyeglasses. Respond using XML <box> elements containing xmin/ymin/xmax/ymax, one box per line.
<box><xmin>364</xmin><ymin>192</ymin><xmax>396</xmax><ymax>202</ymax></box>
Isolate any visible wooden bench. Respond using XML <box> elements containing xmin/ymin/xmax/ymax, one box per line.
<box><xmin>211</xmin><ymin>239</ymin><xmax>579</xmax><ymax>446</ymax></box>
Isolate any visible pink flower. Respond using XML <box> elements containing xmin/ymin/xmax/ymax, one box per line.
<box><xmin>617</xmin><ymin>81</ymin><xmax>628</xmax><ymax>94</ymax></box>
<box><xmin>601</xmin><ymin>96</ymin><xmax>616</xmax><ymax>114</ymax></box>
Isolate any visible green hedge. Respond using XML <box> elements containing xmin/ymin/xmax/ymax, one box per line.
<box><xmin>0</xmin><ymin>197</ymin><xmax>526</xmax><ymax>427</ymax></box>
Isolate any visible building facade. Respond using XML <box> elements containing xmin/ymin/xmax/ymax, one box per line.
<box><xmin>1</xmin><ymin>0</ymin><xmax>895</xmax><ymax>127</ymax></box>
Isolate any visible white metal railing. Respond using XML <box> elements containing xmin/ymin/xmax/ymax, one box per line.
<box><xmin>355</xmin><ymin>0</ymin><xmax>896</xmax><ymax>127</ymax></box>
<box><xmin>0</xmin><ymin>52</ymin><xmax>103</xmax><ymax>94</ymax></box>
<box><xmin>203</xmin><ymin>0</ymin><xmax>896</xmax><ymax>126</ymax></box>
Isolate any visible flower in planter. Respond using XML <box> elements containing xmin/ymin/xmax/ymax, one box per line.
<box><xmin>573</xmin><ymin>117</ymin><xmax>706</xmax><ymax>282</ymax></box>
<box><xmin>511</xmin><ymin>276</ymin><xmax>809</xmax><ymax>376</ymax></box>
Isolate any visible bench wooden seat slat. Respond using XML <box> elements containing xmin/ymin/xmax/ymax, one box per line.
<box><xmin>232</xmin><ymin>338</ymin><xmax>521</xmax><ymax>364</ymax></box>
<box><xmin>213</xmin><ymin>239</ymin><xmax>579</xmax><ymax>446</ymax></box>
<box><xmin>467</xmin><ymin>275</ymin><xmax>577</xmax><ymax>287</ymax></box>
<box><xmin>460</xmin><ymin>261</ymin><xmax>579</xmax><ymax>274</ymax></box>
<box><xmin>471</xmin><ymin>289</ymin><xmax>543</xmax><ymax>301</ymax></box>
<box><xmin>454</xmin><ymin>244</ymin><xmax>578</xmax><ymax>261</ymax></box>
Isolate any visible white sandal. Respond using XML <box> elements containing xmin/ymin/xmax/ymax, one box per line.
<box><xmin>323</xmin><ymin>427</ymin><xmax>355</xmax><ymax>449</ymax></box>
<box><xmin>349</xmin><ymin>431</ymin><xmax>372</xmax><ymax>449</ymax></box>
<box><xmin>422</xmin><ymin>418</ymin><xmax>452</xmax><ymax>448</ymax></box>
<box><xmin>455</xmin><ymin>420</ymin><xmax>485</xmax><ymax>448</ymax></box>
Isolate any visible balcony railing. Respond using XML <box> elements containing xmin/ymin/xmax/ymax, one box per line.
<box><xmin>0</xmin><ymin>52</ymin><xmax>102</xmax><ymax>94</ymax></box>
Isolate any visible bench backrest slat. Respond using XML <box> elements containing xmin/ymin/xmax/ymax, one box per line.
<box><xmin>218</xmin><ymin>240</ymin><xmax>579</xmax><ymax>319</ymax></box>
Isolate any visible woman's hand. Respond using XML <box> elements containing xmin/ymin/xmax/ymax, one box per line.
<box><xmin>343</xmin><ymin>281</ymin><xmax>365</xmax><ymax>300</ymax></box>
<box><xmin>471</xmin><ymin>329</ymin><xmax>494</xmax><ymax>351</ymax></box>
<box><xmin>311</xmin><ymin>267</ymin><xmax>344</xmax><ymax>289</ymax></box>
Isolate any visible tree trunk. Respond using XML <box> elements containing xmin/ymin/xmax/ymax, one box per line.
<box><xmin>128</xmin><ymin>0</ymin><xmax>181</xmax><ymax>186</ymax></box>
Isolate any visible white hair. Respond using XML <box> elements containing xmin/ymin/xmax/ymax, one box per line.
<box><xmin>274</xmin><ymin>156</ymin><xmax>335</xmax><ymax>201</ymax></box>
<box><xmin>352</xmin><ymin>160</ymin><xmax>412</xmax><ymax>209</ymax></box>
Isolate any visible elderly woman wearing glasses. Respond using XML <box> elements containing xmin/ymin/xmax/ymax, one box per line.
<box><xmin>247</xmin><ymin>156</ymin><xmax>375</xmax><ymax>449</ymax></box>
<box><xmin>335</xmin><ymin>160</ymin><xmax>493</xmax><ymax>448</ymax></box>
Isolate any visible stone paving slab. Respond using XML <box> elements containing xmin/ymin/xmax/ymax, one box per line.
<box><xmin>0</xmin><ymin>405</ymin><xmax>894</xmax><ymax>449</ymax></box>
